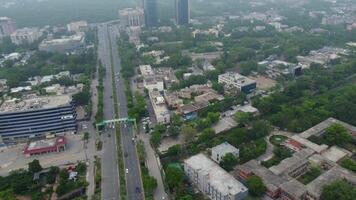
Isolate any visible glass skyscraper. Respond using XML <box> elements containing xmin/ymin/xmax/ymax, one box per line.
<box><xmin>175</xmin><ymin>0</ymin><xmax>189</xmax><ymax>25</ymax></box>
<box><xmin>144</xmin><ymin>0</ymin><xmax>158</xmax><ymax>27</ymax></box>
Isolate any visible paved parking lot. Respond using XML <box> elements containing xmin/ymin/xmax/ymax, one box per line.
<box><xmin>0</xmin><ymin>134</ymin><xmax>86</xmax><ymax>176</ymax></box>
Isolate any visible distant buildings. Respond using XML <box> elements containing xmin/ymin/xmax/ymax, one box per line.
<box><xmin>211</xmin><ymin>142</ymin><xmax>239</xmax><ymax>163</ymax></box>
<box><xmin>67</xmin><ymin>21</ymin><xmax>88</xmax><ymax>33</ymax></box>
<box><xmin>0</xmin><ymin>95</ymin><xmax>77</xmax><ymax>143</ymax></box>
<box><xmin>10</xmin><ymin>27</ymin><xmax>43</xmax><ymax>45</ymax></box>
<box><xmin>39</xmin><ymin>33</ymin><xmax>85</xmax><ymax>54</ymax></box>
<box><xmin>175</xmin><ymin>0</ymin><xmax>190</xmax><ymax>25</ymax></box>
<box><xmin>144</xmin><ymin>0</ymin><xmax>158</xmax><ymax>27</ymax></box>
<box><xmin>184</xmin><ymin>153</ymin><xmax>248</xmax><ymax>200</ymax></box>
<box><xmin>119</xmin><ymin>8</ymin><xmax>145</xmax><ymax>28</ymax></box>
<box><xmin>0</xmin><ymin>17</ymin><xmax>16</xmax><ymax>39</ymax></box>
<box><xmin>218</xmin><ymin>72</ymin><xmax>257</xmax><ymax>93</ymax></box>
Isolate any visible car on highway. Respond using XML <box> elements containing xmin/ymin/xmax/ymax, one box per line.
<box><xmin>125</xmin><ymin>168</ymin><xmax>129</xmax><ymax>174</ymax></box>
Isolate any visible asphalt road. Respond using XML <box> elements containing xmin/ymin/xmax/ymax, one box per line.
<box><xmin>98</xmin><ymin>24</ymin><xmax>120</xmax><ymax>200</ymax></box>
<box><xmin>107</xmin><ymin>24</ymin><xmax>144</xmax><ymax>200</ymax></box>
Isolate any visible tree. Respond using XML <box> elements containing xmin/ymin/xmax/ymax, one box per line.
<box><xmin>220</xmin><ymin>153</ymin><xmax>238</xmax><ymax>171</ymax></box>
<box><xmin>324</xmin><ymin>123</ymin><xmax>352</xmax><ymax>146</ymax></box>
<box><xmin>28</xmin><ymin>159</ymin><xmax>42</xmax><ymax>174</ymax></box>
<box><xmin>198</xmin><ymin>128</ymin><xmax>215</xmax><ymax>144</ymax></box>
<box><xmin>207</xmin><ymin>112</ymin><xmax>220</xmax><ymax>124</ymax></box>
<box><xmin>143</xmin><ymin>176</ymin><xmax>157</xmax><ymax>196</ymax></box>
<box><xmin>320</xmin><ymin>180</ymin><xmax>356</xmax><ymax>200</ymax></box>
<box><xmin>179</xmin><ymin>195</ymin><xmax>193</xmax><ymax>200</ymax></box>
<box><xmin>234</xmin><ymin>111</ymin><xmax>251</xmax><ymax>126</ymax></box>
<box><xmin>181</xmin><ymin>125</ymin><xmax>198</xmax><ymax>142</ymax></box>
<box><xmin>165</xmin><ymin>165</ymin><xmax>184</xmax><ymax>190</ymax></box>
<box><xmin>249</xmin><ymin>120</ymin><xmax>271</xmax><ymax>140</ymax></box>
<box><xmin>166</xmin><ymin>144</ymin><xmax>181</xmax><ymax>157</ymax></box>
<box><xmin>76</xmin><ymin>162</ymin><xmax>87</xmax><ymax>175</ymax></box>
<box><xmin>246</xmin><ymin>175</ymin><xmax>266</xmax><ymax>197</ymax></box>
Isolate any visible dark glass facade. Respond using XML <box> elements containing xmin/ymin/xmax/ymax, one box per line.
<box><xmin>0</xmin><ymin>102</ymin><xmax>77</xmax><ymax>142</ymax></box>
<box><xmin>176</xmin><ymin>0</ymin><xmax>189</xmax><ymax>25</ymax></box>
<box><xmin>144</xmin><ymin>0</ymin><xmax>158</xmax><ymax>27</ymax></box>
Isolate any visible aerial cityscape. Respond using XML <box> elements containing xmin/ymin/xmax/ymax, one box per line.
<box><xmin>0</xmin><ymin>0</ymin><xmax>356</xmax><ymax>200</ymax></box>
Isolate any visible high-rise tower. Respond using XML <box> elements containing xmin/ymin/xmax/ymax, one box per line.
<box><xmin>144</xmin><ymin>0</ymin><xmax>158</xmax><ymax>28</ymax></box>
<box><xmin>175</xmin><ymin>0</ymin><xmax>189</xmax><ymax>25</ymax></box>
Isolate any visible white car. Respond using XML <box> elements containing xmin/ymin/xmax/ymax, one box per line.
<box><xmin>125</xmin><ymin>168</ymin><xmax>129</xmax><ymax>174</ymax></box>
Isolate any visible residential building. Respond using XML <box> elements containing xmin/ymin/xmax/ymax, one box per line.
<box><xmin>144</xmin><ymin>0</ymin><xmax>158</xmax><ymax>27</ymax></box>
<box><xmin>0</xmin><ymin>95</ymin><xmax>77</xmax><ymax>143</ymax></box>
<box><xmin>194</xmin><ymin>91</ymin><xmax>224</xmax><ymax>104</ymax></box>
<box><xmin>175</xmin><ymin>0</ymin><xmax>190</xmax><ymax>25</ymax></box>
<box><xmin>218</xmin><ymin>72</ymin><xmax>257</xmax><ymax>93</ymax></box>
<box><xmin>279</xmin><ymin>179</ymin><xmax>307</xmax><ymax>200</ymax></box>
<box><xmin>139</xmin><ymin>65</ymin><xmax>155</xmax><ymax>77</ymax></box>
<box><xmin>148</xmin><ymin>90</ymin><xmax>170</xmax><ymax>124</ymax></box>
<box><xmin>67</xmin><ymin>21</ymin><xmax>88</xmax><ymax>33</ymax></box>
<box><xmin>211</xmin><ymin>142</ymin><xmax>239</xmax><ymax>163</ymax></box>
<box><xmin>10</xmin><ymin>27</ymin><xmax>43</xmax><ymax>45</ymax></box>
<box><xmin>119</xmin><ymin>8</ymin><xmax>145</xmax><ymax>27</ymax></box>
<box><xmin>0</xmin><ymin>17</ymin><xmax>16</xmax><ymax>39</ymax></box>
<box><xmin>184</xmin><ymin>153</ymin><xmax>248</xmax><ymax>200</ymax></box>
<box><xmin>143</xmin><ymin>77</ymin><xmax>164</xmax><ymax>91</ymax></box>
<box><xmin>39</xmin><ymin>33</ymin><xmax>85</xmax><ymax>54</ymax></box>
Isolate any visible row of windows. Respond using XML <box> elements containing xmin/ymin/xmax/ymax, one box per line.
<box><xmin>0</xmin><ymin>114</ymin><xmax>76</xmax><ymax>129</ymax></box>
<box><xmin>1</xmin><ymin>120</ymin><xmax>76</xmax><ymax>133</ymax></box>
<box><xmin>0</xmin><ymin>106</ymin><xmax>75</xmax><ymax>121</ymax></box>
<box><xmin>1</xmin><ymin>124</ymin><xmax>76</xmax><ymax>138</ymax></box>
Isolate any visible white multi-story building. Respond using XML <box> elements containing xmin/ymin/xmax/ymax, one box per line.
<box><xmin>184</xmin><ymin>153</ymin><xmax>248</xmax><ymax>200</ymax></box>
<box><xmin>0</xmin><ymin>17</ymin><xmax>16</xmax><ymax>39</ymax></box>
<box><xmin>67</xmin><ymin>21</ymin><xmax>88</xmax><ymax>33</ymax></box>
<box><xmin>218</xmin><ymin>72</ymin><xmax>256</xmax><ymax>93</ymax></box>
<box><xmin>10</xmin><ymin>27</ymin><xmax>43</xmax><ymax>45</ymax></box>
<box><xmin>211</xmin><ymin>142</ymin><xmax>239</xmax><ymax>163</ymax></box>
<box><xmin>39</xmin><ymin>33</ymin><xmax>85</xmax><ymax>54</ymax></box>
<box><xmin>119</xmin><ymin>8</ymin><xmax>145</xmax><ymax>27</ymax></box>
<box><xmin>149</xmin><ymin>90</ymin><xmax>170</xmax><ymax>124</ymax></box>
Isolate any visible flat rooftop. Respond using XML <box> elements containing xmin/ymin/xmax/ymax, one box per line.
<box><xmin>269</xmin><ymin>148</ymin><xmax>314</xmax><ymax>176</ymax></box>
<box><xmin>219</xmin><ymin>72</ymin><xmax>256</xmax><ymax>87</ymax></box>
<box><xmin>0</xmin><ymin>95</ymin><xmax>72</xmax><ymax>113</ymax></box>
<box><xmin>299</xmin><ymin>117</ymin><xmax>356</xmax><ymax>138</ymax></box>
<box><xmin>212</xmin><ymin>142</ymin><xmax>238</xmax><ymax>154</ymax></box>
<box><xmin>185</xmin><ymin>153</ymin><xmax>248</xmax><ymax>196</ymax></box>
<box><xmin>291</xmin><ymin>135</ymin><xmax>328</xmax><ymax>154</ymax></box>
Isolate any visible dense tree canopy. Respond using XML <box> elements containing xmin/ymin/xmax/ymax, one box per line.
<box><xmin>320</xmin><ymin>180</ymin><xmax>356</xmax><ymax>200</ymax></box>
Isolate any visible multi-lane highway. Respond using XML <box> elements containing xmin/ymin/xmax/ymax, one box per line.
<box><xmin>107</xmin><ymin>24</ymin><xmax>144</xmax><ymax>200</ymax></box>
<box><xmin>97</xmin><ymin>24</ymin><xmax>120</xmax><ymax>200</ymax></box>
<box><xmin>97</xmin><ymin>22</ymin><xmax>144</xmax><ymax>200</ymax></box>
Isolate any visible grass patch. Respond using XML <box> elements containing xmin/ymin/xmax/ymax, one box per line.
<box><xmin>298</xmin><ymin>166</ymin><xmax>322</xmax><ymax>184</ymax></box>
<box><xmin>339</xmin><ymin>157</ymin><xmax>356</xmax><ymax>173</ymax></box>
<box><xmin>270</xmin><ymin>135</ymin><xmax>288</xmax><ymax>146</ymax></box>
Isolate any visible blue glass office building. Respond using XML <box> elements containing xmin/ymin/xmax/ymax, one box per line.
<box><xmin>0</xmin><ymin>101</ymin><xmax>77</xmax><ymax>143</ymax></box>
<box><xmin>144</xmin><ymin>0</ymin><xmax>159</xmax><ymax>27</ymax></box>
<box><xmin>176</xmin><ymin>0</ymin><xmax>189</xmax><ymax>25</ymax></box>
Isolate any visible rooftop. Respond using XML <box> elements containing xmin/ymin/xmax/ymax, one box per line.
<box><xmin>26</xmin><ymin>137</ymin><xmax>65</xmax><ymax>151</ymax></box>
<box><xmin>307</xmin><ymin>166</ymin><xmax>356</xmax><ymax>198</ymax></box>
<box><xmin>219</xmin><ymin>72</ymin><xmax>256</xmax><ymax>87</ymax></box>
<box><xmin>0</xmin><ymin>95</ymin><xmax>72</xmax><ymax>113</ymax></box>
<box><xmin>280</xmin><ymin>179</ymin><xmax>307</xmax><ymax>198</ymax></box>
<box><xmin>321</xmin><ymin>146</ymin><xmax>349</xmax><ymax>162</ymax></box>
<box><xmin>139</xmin><ymin>65</ymin><xmax>154</xmax><ymax>77</ymax></box>
<box><xmin>291</xmin><ymin>135</ymin><xmax>328</xmax><ymax>154</ymax></box>
<box><xmin>299</xmin><ymin>117</ymin><xmax>356</xmax><ymax>138</ymax></box>
<box><xmin>212</xmin><ymin>142</ymin><xmax>239</xmax><ymax>154</ymax></box>
<box><xmin>185</xmin><ymin>153</ymin><xmax>248</xmax><ymax>196</ymax></box>
<box><xmin>40</xmin><ymin>33</ymin><xmax>84</xmax><ymax>45</ymax></box>
<box><xmin>235</xmin><ymin>160</ymin><xmax>286</xmax><ymax>191</ymax></box>
<box><xmin>269</xmin><ymin>148</ymin><xmax>314</xmax><ymax>176</ymax></box>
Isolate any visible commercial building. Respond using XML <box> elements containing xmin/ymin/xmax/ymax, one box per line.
<box><xmin>0</xmin><ymin>17</ymin><xmax>16</xmax><ymax>39</ymax></box>
<box><xmin>67</xmin><ymin>21</ymin><xmax>88</xmax><ymax>33</ymax></box>
<box><xmin>184</xmin><ymin>153</ymin><xmax>248</xmax><ymax>200</ymax></box>
<box><xmin>148</xmin><ymin>90</ymin><xmax>170</xmax><ymax>124</ymax></box>
<box><xmin>175</xmin><ymin>0</ymin><xmax>190</xmax><ymax>25</ymax></box>
<box><xmin>39</xmin><ymin>33</ymin><xmax>85</xmax><ymax>54</ymax></box>
<box><xmin>139</xmin><ymin>65</ymin><xmax>155</xmax><ymax>77</ymax></box>
<box><xmin>119</xmin><ymin>8</ymin><xmax>145</xmax><ymax>27</ymax></box>
<box><xmin>218</xmin><ymin>72</ymin><xmax>257</xmax><ymax>93</ymax></box>
<box><xmin>10</xmin><ymin>27</ymin><xmax>43</xmax><ymax>45</ymax></box>
<box><xmin>23</xmin><ymin>136</ymin><xmax>67</xmax><ymax>157</ymax></box>
<box><xmin>211</xmin><ymin>142</ymin><xmax>239</xmax><ymax>163</ymax></box>
<box><xmin>143</xmin><ymin>77</ymin><xmax>164</xmax><ymax>91</ymax></box>
<box><xmin>0</xmin><ymin>95</ymin><xmax>77</xmax><ymax>143</ymax></box>
<box><xmin>144</xmin><ymin>0</ymin><xmax>158</xmax><ymax>27</ymax></box>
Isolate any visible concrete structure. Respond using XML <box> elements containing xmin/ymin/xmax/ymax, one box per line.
<box><xmin>119</xmin><ymin>8</ymin><xmax>145</xmax><ymax>27</ymax></box>
<box><xmin>279</xmin><ymin>179</ymin><xmax>307</xmax><ymax>200</ymax></box>
<box><xmin>143</xmin><ymin>77</ymin><xmax>164</xmax><ymax>91</ymax></box>
<box><xmin>194</xmin><ymin>91</ymin><xmax>224</xmax><ymax>104</ymax></box>
<box><xmin>39</xmin><ymin>33</ymin><xmax>85</xmax><ymax>54</ymax></box>
<box><xmin>211</xmin><ymin>142</ymin><xmax>239</xmax><ymax>163</ymax></box>
<box><xmin>148</xmin><ymin>90</ymin><xmax>170</xmax><ymax>124</ymax></box>
<box><xmin>184</xmin><ymin>153</ymin><xmax>248</xmax><ymax>200</ymax></box>
<box><xmin>144</xmin><ymin>0</ymin><xmax>158</xmax><ymax>27</ymax></box>
<box><xmin>67</xmin><ymin>21</ymin><xmax>88</xmax><ymax>33</ymax></box>
<box><xmin>218</xmin><ymin>72</ymin><xmax>257</xmax><ymax>93</ymax></box>
<box><xmin>175</xmin><ymin>0</ymin><xmax>190</xmax><ymax>25</ymax></box>
<box><xmin>0</xmin><ymin>79</ymin><xmax>7</xmax><ymax>93</ymax></box>
<box><xmin>269</xmin><ymin>148</ymin><xmax>314</xmax><ymax>178</ymax></box>
<box><xmin>10</xmin><ymin>27</ymin><xmax>43</xmax><ymax>45</ymax></box>
<box><xmin>0</xmin><ymin>17</ymin><xmax>16</xmax><ymax>39</ymax></box>
<box><xmin>0</xmin><ymin>95</ymin><xmax>76</xmax><ymax>142</ymax></box>
<box><xmin>234</xmin><ymin>160</ymin><xmax>285</xmax><ymax>199</ymax></box>
<box><xmin>23</xmin><ymin>136</ymin><xmax>67</xmax><ymax>157</ymax></box>
<box><xmin>139</xmin><ymin>65</ymin><xmax>155</xmax><ymax>77</ymax></box>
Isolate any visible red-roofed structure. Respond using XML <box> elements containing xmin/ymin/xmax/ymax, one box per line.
<box><xmin>23</xmin><ymin>136</ymin><xmax>67</xmax><ymax>157</ymax></box>
<box><xmin>283</xmin><ymin>139</ymin><xmax>304</xmax><ymax>152</ymax></box>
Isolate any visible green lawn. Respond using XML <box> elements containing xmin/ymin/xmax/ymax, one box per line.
<box><xmin>270</xmin><ymin>135</ymin><xmax>288</xmax><ymax>146</ymax></box>
<box><xmin>298</xmin><ymin>166</ymin><xmax>322</xmax><ymax>185</ymax></box>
